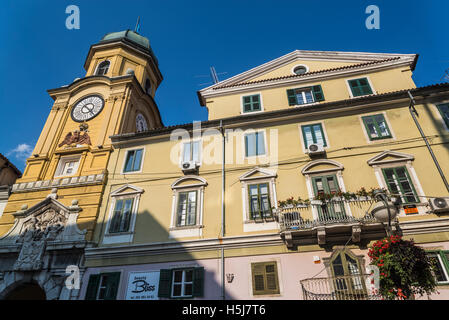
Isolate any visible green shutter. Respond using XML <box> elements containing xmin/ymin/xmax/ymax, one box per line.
<box><xmin>104</xmin><ymin>272</ymin><xmax>121</xmax><ymax>300</ymax></box>
<box><xmin>251</xmin><ymin>262</ymin><xmax>280</xmax><ymax>295</ymax></box>
<box><xmin>193</xmin><ymin>267</ymin><xmax>205</xmax><ymax>297</ymax></box>
<box><xmin>312</xmin><ymin>85</ymin><xmax>325</xmax><ymax>102</ymax></box>
<box><xmin>158</xmin><ymin>269</ymin><xmax>173</xmax><ymax>298</ymax></box>
<box><xmin>85</xmin><ymin>274</ymin><xmax>101</xmax><ymax>300</ymax></box>
<box><xmin>286</xmin><ymin>89</ymin><xmax>297</xmax><ymax>106</ymax></box>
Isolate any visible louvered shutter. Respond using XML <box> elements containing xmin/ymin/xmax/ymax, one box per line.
<box><xmin>158</xmin><ymin>269</ymin><xmax>173</xmax><ymax>298</ymax></box>
<box><xmin>104</xmin><ymin>272</ymin><xmax>121</xmax><ymax>300</ymax></box>
<box><xmin>286</xmin><ymin>89</ymin><xmax>297</xmax><ymax>106</ymax></box>
<box><xmin>85</xmin><ymin>274</ymin><xmax>101</xmax><ymax>300</ymax></box>
<box><xmin>312</xmin><ymin>85</ymin><xmax>325</xmax><ymax>102</ymax></box>
<box><xmin>193</xmin><ymin>267</ymin><xmax>204</xmax><ymax>297</ymax></box>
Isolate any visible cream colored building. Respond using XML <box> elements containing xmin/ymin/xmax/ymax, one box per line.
<box><xmin>80</xmin><ymin>46</ymin><xmax>449</xmax><ymax>300</ymax></box>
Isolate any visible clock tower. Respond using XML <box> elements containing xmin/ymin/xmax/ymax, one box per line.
<box><xmin>0</xmin><ymin>30</ymin><xmax>163</xmax><ymax>299</ymax></box>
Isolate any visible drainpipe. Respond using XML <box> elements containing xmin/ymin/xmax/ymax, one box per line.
<box><xmin>219</xmin><ymin>120</ymin><xmax>226</xmax><ymax>300</ymax></box>
<box><xmin>407</xmin><ymin>91</ymin><xmax>449</xmax><ymax>193</ymax></box>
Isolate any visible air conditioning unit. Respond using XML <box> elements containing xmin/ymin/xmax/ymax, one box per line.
<box><xmin>307</xmin><ymin>143</ymin><xmax>325</xmax><ymax>156</ymax></box>
<box><xmin>181</xmin><ymin>161</ymin><xmax>199</xmax><ymax>174</ymax></box>
<box><xmin>429</xmin><ymin>197</ymin><xmax>449</xmax><ymax>213</ymax></box>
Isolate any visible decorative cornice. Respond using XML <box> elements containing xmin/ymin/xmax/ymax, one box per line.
<box><xmin>11</xmin><ymin>171</ymin><xmax>107</xmax><ymax>194</ymax></box>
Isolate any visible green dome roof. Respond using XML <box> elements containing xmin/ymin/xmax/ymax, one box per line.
<box><xmin>100</xmin><ymin>30</ymin><xmax>158</xmax><ymax>65</ymax></box>
<box><xmin>101</xmin><ymin>30</ymin><xmax>150</xmax><ymax>49</ymax></box>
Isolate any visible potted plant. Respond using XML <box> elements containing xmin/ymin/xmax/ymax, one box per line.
<box><xmin>368</xmin><ymin>235</ymin><xmax>438</xmax><ymax>300</ymax></box>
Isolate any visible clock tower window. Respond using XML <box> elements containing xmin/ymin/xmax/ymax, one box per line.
<box><xmin>96</xmin><ymin>61</ymin><xmax>110</xmax><ymax>76</ymax></box>
<box><xmin>55</xmin><ymin>155</ymin><xmax>81</xmax><ymax>177</ymax></box>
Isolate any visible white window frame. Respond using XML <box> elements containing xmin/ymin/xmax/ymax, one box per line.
<box><xmin>95</xmin><ymin>60</ymin><xmax>111</xmax><ymax>76</ymax></box>
<box><xmin>368</xmin><ymin>151</ymin><xmax>427</xmax><ymax>216</ymax></box>
<box><xmin>180</xmin><ymin>139</ymin><xmax>202</xmax><ymax>167</ymax></box>
<box><xmin>121</xmin><ymin>147</ymin><xmax>145</xmax><ymax>174</ymax></box>
<box><xmin>171</xmin><ymin>269</ymin><xmax>194</xmax><ymax>298</ymax></box>
<box><xmin>240</xmin><ymin>92</ymin><xmax>264</xmax><ymax>114</ymax></box>
<box><xmin>345</xmin><ymin>75</ymin><xmax>377</xmax><ymax>98</ymax></box>
<box><xmin>103</xmin><ymin>184</ymin><xmax>143</xmax><ymax>244</ymax></box>
<box><xmin>240</xmin><ymin>167</ymin><xmax>278</xmax><ymax>232</ymax></box>
<box><xmin>301</xmin><ymin>160</ymin><xmax>352</xmax><ymax>220</ymax></box>
<box><xmin>243</xmin><ymin>129</ymin><xmax>268</xmax><ymax>159</ymax></box>
<box><xmin>169</xmin><ymin>176</ymin><xmax>207</xmax><ymax>238</ymax></box>
<box><xmin>358</xmin><ymin>111</ymin><xmax>396</xmax><ymax>144</ymax></box>
<box><xmin>291</xmin><ymin>64</ymin><xmax>309</xmax><ymax>75</ymax></box>
<box><xmin>54</xmin><ymin>155</ymin><xmax>81</xmax><ymax>178</ymax></box>
<box><xmin>431</xmin><ymin>252</ymin><xmax>449</xmax><ymax>284</ymax></box>
<box><xmin>298</xmin><ymin>121</ymin><xmax>330</xmax><ymax>153</ymax></box>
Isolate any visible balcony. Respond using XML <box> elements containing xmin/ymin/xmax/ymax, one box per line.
<box><xmin>300</xmin><ymin>274</ymin><xmax>381</xmax><ymax>300</ymax></box>
<box><xmin>277</xmin><ymin>199</ymin><xmax>390</xmax><ymax>248</ymax></box>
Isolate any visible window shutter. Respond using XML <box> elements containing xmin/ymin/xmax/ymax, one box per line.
<box><xmin>85</xmin><ymin>274</ymin><xmax>101</xmax><ymax>300</ymax></box>
<box><xmin>158</xmin><ymin>269</ymin><xmax>173</xmax><ymax>298</ymax></box>
<box><xmin>193</xmin><ymin>267</ymin><xmax>205</xmax><ymax>297</ymax></box>
<box><xmin>251</xmin><ymin>263</ymin><xmax>266</xmax><ymax>294</ymax></box>
<box><xmin>312</xmin><ymin>85</ymin><xmax>325</xmax><ymax>102</ymax></box>
<box><xmin>286</xmin><ymin>89</ymin><xmax>297</xmax><ymax>106</ymax></box>
<box><xmin>265</xmin><ymin>264</ymin><xmax>278</xmax><ymax>291</ymax></box>
<box><xmin>104</xmin><ymin>272</ymin><xmax>121</xmax><ymax>300</ymax></box>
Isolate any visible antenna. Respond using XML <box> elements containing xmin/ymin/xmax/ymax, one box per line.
<box><xmin>441</xmin><ymin>68</ymin><xmax>449</xmax><ymax>82</ymax></box>
<box><xmin>195</xmin><ymin>67</ymin><xmax>227</xmax><ymax>86</ymax></box>
<box><xmin>134</xmin><ymin>16</ymin><xmax>141</xmax><ymax>33</ymax></box>
<box><xmin>210</xmin><ymin>66</ymin><xmax>219</xmax><ymax>84</ymax></box>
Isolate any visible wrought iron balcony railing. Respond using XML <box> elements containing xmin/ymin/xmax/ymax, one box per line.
<box><xmin>277</xmin><ymin>199</ymin><xmax>379</xmax><ymax>232</ymax></box>
<box><xmin>300</xmin><ymin>274</ymin><xmax>382</xmax><ymax>300</ymax></box>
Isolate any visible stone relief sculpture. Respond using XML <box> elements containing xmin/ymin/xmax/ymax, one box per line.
<box><xmin>58</xmin><ymin>123</ymin><xmax>92</xmax><ymax>147</ymax></box>
<box><xmin>13</xmin><ymin>208</ymin><xmax>68</xmax><ymax>271</ymax></box>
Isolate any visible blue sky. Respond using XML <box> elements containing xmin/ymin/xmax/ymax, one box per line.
<box><xmin>0</xmin><ymin>0</ymin><xmax>448</xmax><ymax>171</ymax></box>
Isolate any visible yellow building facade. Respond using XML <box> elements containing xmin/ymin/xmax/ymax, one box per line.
<box><xmin>80</xmin><ymin>48</ymin><xmax>449</xmax><ymax>300</ymax></box>
<box><xmin>1</xmin><ymin>31</ymin><xmax>449</xmax><ymax>300</ymax></box>
<box><xmin>0</xmin><ymin>30</ymin><xmax>164</xmax><ymax>300</ymax></box>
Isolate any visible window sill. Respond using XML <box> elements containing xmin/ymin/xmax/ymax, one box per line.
<box><xmin>103</xmin><ymin>232</ymin><xmax>134</xmax><ymax>244</ymax></box>
<box><xmin>291</xmin><ymin>102</ymin><xmax>319</xmax><ymax>108</ymax></box>
<box><xmin>169</xmin><ymin>225</ymin><xmax>203</xmax><ymax>231</ymax></box>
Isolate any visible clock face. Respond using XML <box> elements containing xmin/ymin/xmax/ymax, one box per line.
<box><xmin>71</xmin><ymin>95</ymin><xmax>104</xmax><ymax>122</ymax></box>
<box><xmin>136</xmin><ymin>113</ymin><xmax>148</xmax><ymax>132</ymax></box>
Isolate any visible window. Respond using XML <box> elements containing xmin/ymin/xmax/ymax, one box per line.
<box><xmin>123</xmin><ymin>149</ymin><xmax>143</xmax><ymax>173</ymax></box>
<box><xmin>145</xmin><ymin>79</ymin><xmax>152</xmax><ymax>95</ymax></box>
<box><xmin>55</xmin><ymin>156</ymin><xmax>81</xmax><ymax>177</ymax></box>
<box><xmin>301</xmin><ymin>123</ymin><xmax>327</xmax><ymax>149</ymax></box>
<box><xmin>348</xmin><ymin>77</ymin><xmax>373</xmax><ymax>97</ymax></box>
<box><xmin>104</xmin><ymin>184</ymin><xmax>143</xmax><ymax>244</ymax></box>
<box><xmin>329</xmin><ymin>250</ymin><xmax>366</xmax><ymax>294</ymax></box>
<box><xmin>287</xmin><ymin>85</ymin><xmax>324</xmax><ymax>106</ymax></box>
<box><xmin>293</xmin><ymin>65</ymin><xmax>307</xmax><ymax>75</ymax></box>
<box><xmin>244</xmin><ymin>131</ymin><xmax>266</xmax><ymax>157</ymax></box>
<box><xmin>312</xmin><ymin>175</ymin><xmax>346</xmax><ymax>220</ymax></box>
<box><xmin>109</xmin><ymin>198</ymin><xmax>134</xmax><ymax>233</ymax></box>
<box><xmin>136</xmin><ymin>113</ymin><xmax>148</xmax><ymax>132</ymax></box>
<box><xmin>158</xmin><ymin>268</ymin><xmax>204</xmax><ymax>298</ymax></box>
<box><xmin>248</xmin><ymin>183</ymin><xmax>272</xmax><ymax>220</ymax></box>
<box><xmin>427</xmin><ymin>251</ymin><xmax>449</xmax><ymax>283</ymax></box>
<box><xmin>85</xmin><ymin>272</ymin><xmax>121</xmax><ymax>300</ymax></box>
<box><xmin>96</xmin><ymin>61</ymin><xmax>110</xmax><ymax>76</ymax></box>
<box><xmin>382</xmin><ymin>166</ymin><xmax>419</xmax><ymax>203</ymax></box>
<box><xmin>362</xmin><ymin>114</ymin><xmax>392</xmax><ymax>140</ymax></box>
<box><xmin>170</xmin><ymin>177</ymin><xmax>207</xmax><ymax>238</ymax></box>
<box><xmin>251</xmin><ymin>262</ymin><xmax>280</xmax><ymax>295</ymax></box>
<box><xmin>437</xmin><ymin>103</ymin><xmax>449</xmax><ymax>129</ymax></box>
<box><xmin>242</xmin><ymin>94</ymin><xmax>261</xmax><ymax>113</ymax></box>
<box><xmin>182</xmin><ymin>141</ymin><xmax>200</xmax><ymax>163</ymax></box>
<box><xmin>176</xmin><ymin>191</ymin><xmax>197</xmax><ymax>227</ymax></box>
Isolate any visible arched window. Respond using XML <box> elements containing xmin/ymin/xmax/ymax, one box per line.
<box><xmin>96</xmin><ymin>61</ymin><xmax>110</xmax><ymax>76</ymax></box>
<box><xmin>145</xmin><ymin>79</ymin><xmax>152</xmax><ymax>95</ymax></box>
